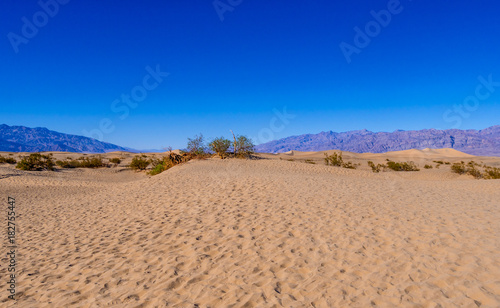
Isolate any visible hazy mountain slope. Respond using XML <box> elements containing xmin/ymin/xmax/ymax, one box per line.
<box><xmin>255</xmin><ymin>126</ymin><xmax>500</xmax><ymax>156</ymax></box>
<box><xmin>0</xmin><ymin>124</ymin><xmax>131</xmax><ymax>153</ymax></box>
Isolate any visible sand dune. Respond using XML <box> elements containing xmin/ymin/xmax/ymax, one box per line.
<box><xmin>1</xmin><ymin>151</ymin><xmax>499</xmax><ymax>307</ymax></box>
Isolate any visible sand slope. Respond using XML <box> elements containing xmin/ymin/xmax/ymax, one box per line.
<box><xmin>1</xmin><ymin>156</ymin><xmax>499</xmax><ymax>307</ymax></box>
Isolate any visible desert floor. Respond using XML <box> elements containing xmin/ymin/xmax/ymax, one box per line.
<box><xmin>1</xmin><ymin>149</ymin><xmax>499</xmax><ymax>307</ymax></box>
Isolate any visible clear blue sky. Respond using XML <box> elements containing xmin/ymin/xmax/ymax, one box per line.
<box><xmin>1</xmin><ymin>0</ymin><xmax>499</xmax><ymax>150</ymax></box>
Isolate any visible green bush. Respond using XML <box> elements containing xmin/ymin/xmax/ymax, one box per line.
<box><xmin>424</xmin><ymin>164</ymin><xmax>433</xmax><ymax>169</ymax></box>
<box><xmin>234</xmin><ymin>135</ymin><xmax>255</xmax><ymax>158</ymax></box>
<box><xmin>79</xmin><ymin>155</ymin><xmax>107</xmax><ymax>168</ymax></box>
<box><xmin>0</xmin><ymin>155</ymin><xmax>17</xmax><ymax>164</ymax></box>
<box><xmin>209</xmin><ymin>137</ymin><xmax>231</xmax><ymax>159</ymax></box>
<box><xmin>55</xmin><ymin>159</ymin><xmax>81</xmax><ymax>168</ymax></box>
<box><xmin>109</xmin><ymin>157</ymin><xmax>121</xmax><ymax>164</ymax></box>
<box><xmin>385</xmin><ymin>161</ymin><xmax>420</xmax><ymax>171</ymax></box>
<box><xmin>187</xmin><ymin>134</ymin><xmax>207</xmax><ymax>156</ymax></box>
<box><xmin>130</xmin><ymin>156</ymin><xmax>150</xmax><ymax>170</ymax></box>
<box><xmin>148</xmin><ymin>153</ymin><xmax>187</xmax><ymax>176</ymax></box>
<box><xmin>16</xmin><ymin>153</ymin><xmax>54</xmax><ymax>171</ymax></box>
<box><xmin>55</xmin><ymin>155</ymin><xmax>107</xmax><ymax>168</ymax></box>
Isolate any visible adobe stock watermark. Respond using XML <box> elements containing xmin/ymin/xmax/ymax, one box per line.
<box><xmin>7</xmin><ymin>0</ymin><xmax>70</xmax><ymax>54</ymax></box>
<box><xmin>213</xmin><ymin>0</ymin><xmax>242</xmax><ymax>21</ymax></box>
<box><xmin>443</xmin><ymin>74</ymin><xmax>499</xmax><ymax>128</ymax></box>
<box><xmin>82</xmin><ymin>65</ymin><xmax>169</xmax><ymax>141</ymax></box>
<box><xmin>339</xmin><ymin>0</ymin><xmax>410</xmax><ymax>64</ymax></box>
<box><xmin>250</xmin><ymin>107</ymin><xmax>296</xmax><ymax>147</ymax></box>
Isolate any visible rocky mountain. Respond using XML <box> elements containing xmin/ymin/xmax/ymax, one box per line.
<box><xmin>255</xmin><ymin>126</ymin><xmax>500</xmax><ymax>156</ymax></box>
<box><xmin>0</xmin><ymin>124</ymin><xmax>131</xmax><ymax>153</ymax></box>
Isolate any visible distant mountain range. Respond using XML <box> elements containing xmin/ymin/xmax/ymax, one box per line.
<box><xmin>2</xmin><ymin>124</ymin><xmax>499</xmax><ymax>156</ymax></box>
<box><xmin>255</xmin><ymin>126</ymin><xmax>500</xmax><ymax>156</ymax></box>
<box><xmin>0</xmin><ymin>124</ymin><xmax>133</xmax><ymax>153</ymax></box>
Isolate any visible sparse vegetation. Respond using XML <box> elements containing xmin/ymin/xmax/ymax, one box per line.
<box><xmin>129</xmin><ymin>156</ymin><xmax>150</xmax><ymax>171</ymax></box>
<box><xmin>367</xmin><ymin>161</ymin><xmax>385</xmax><ymax>173</ymax></box>
<box><xmin>304</xmin><ymin>159</ymin><xmax>316</xmax><ymax>164</ymax></box>
<box><xmin>78</xmin><ymin>155</ymin><xmax>107</xmax><ymax>168</ymax></box>
<box><xmin>368</xmin><ymin>160</ymin><xmax>419</xmax><ymax>172</ymax></box>
<box><xmin>450</xmin><ymin>161</ymin><xmax>499</xmax><ymax>179</ymax></box>
<box><xmin>484</xmin><ymin>166</ymin><xmax>500</xmax><ymax>179</ymax></box>
<box><xmin>109</xmin><ymin>157</ymin><xmax>121</xmax><ymax>165</ymax></box>
<box><xmin>209</xmin><ymin>137</ymin><xmax>231</xmax><ymax>159</ymax></box>
<box><xmin>187</xmin><ymin>134</ymin><xmax>207</xmax><ymax>156</ymax></box>
<box><xmin>55</xmin><ymin>159</ymin><xmax>81</xmax><ymax>168</ymax></box>
<box><xmin>0</xmin><ymin>155</ymin><xmax>17</xmax><ymax>164</ymax></box>
<box><xmin>324</xmin><ymin>152</ymin><xmax>357</xmax><ymax>169</ymax></box>
<box><xmin>55</xmin><ymin>155</ymin><xmax>108</xmax><ymax>168</ymax></box>
<box><xmin>16</xmin><ymin>153</ymin><xmax>54</xmax><ymax>171</ymax></box>
<box><xmin>341</xmin><ymin>161</ymin><xmax>357</xmax><ymax>169</ymax></box>
<box><xmin>324</xmin><ymin>152</ymin><xmax>343</xmax><ymax>167</ymax></box>
<box><xmin>148</xmin><ymin>152</ymin><xmax>187</xmax><ymax>176</ymax></box>
<box><xmin>424</xmin><ymin>164</ymin><xmax>433</xmax><ymax>169</ymax></box>
<box><xmin>385</xmin><ymin>160</ymin><xmax>420</xmax><ymax>171</ymax></box>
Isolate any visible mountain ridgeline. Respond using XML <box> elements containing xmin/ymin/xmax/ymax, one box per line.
<box><xmin>0</xmin><ymin>124</ymin><xmax>130</xmax><ymax>153</ymax></box>
<box><xmin>255</xmin><ymin>126</ymin><xmax>500</xmax><ymax>156</ymax></box>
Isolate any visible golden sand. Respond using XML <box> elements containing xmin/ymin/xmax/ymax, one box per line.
<box><xmin>1</xmin><ymin>149</ymin><xmax>499</xmax><ymax>307</ymax></box>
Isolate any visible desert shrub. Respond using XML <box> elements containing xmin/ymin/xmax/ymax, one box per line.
<box><xmin>342</xmin><ymin>161</ymin><xmax>357</xmax><ymax>169</ymax></box>
<box><xmin>424</xmin><ymin>164</ymin><xmax>433</xmax><ymax>169</ymax></box>
<box><xmin>324</xmin><ymin>152</ymin><xmax>343</xmax><ymax>167</ymax></box>
<box><xmin>324</xmin><ymin>152</ymin><xmax>357</xmax><ymax>169</ymax></box>
<box><xmin>287</xmin><ymin>158</ymin><xmax>295</xmax><ymax>162</ymax></box>
<box><xmin>109</xmin><ymin>157</ymin><xmax>121</xmax><ymax>164</ymax></box>
<box><xmin>433</xmin><ymin>160</ymin><xmax>444</xmax><ymax>164</ymax></box>
<box><xmin>56</xmin><ymin>159</ymin><xmax>81</xmax><ymax>168</ymax></box>
<box><xmin>484</xmin><ymin>166</ymin><xmax>500</xmax><ymax>179</ymax></box>
<box><xmin>148</xmin><ymin>153</ymin><xmax>187</xmax><ymax>176</ymax></box>
<box><xmin>367</xmin><ymin>161</ymin><xmax>385</xmax><ymax>173</ymax></box>
<box><xmin>148</xmin><ymin>164</ymin><xmax>164</xmax><ymax>176</ymax></box>
<box><xmin>187</xmin><ymin>134</ymin><xmax>207</xmax><ymax>156</ymax></box>
<box><xmin>0</xmin><ymin>155</ymin><xmax>17</xmax><ymax>164</ymax></box>
<box><xmin>451</xmin><ymin>161</ymin><xmax>487</xmax><ymax>179</ymax></box>
<box><xmin>130</xmin><ymin>156</ymin><xmax>150</xmax><ymax>170</ymax></box>
<box><xmin>16</xmin><ymin>153</ymin><xmax>54</xmax><ymax>171</ymax></box>
<box><xmin>386</xmin><ymin>160</ymin><xmax>420</xmax><ymax>171</ymax></box>
<box><xmin>304</xmin><ymin>159</ymin><xmax>316</xmax><ymax>164</ymax></box>
<box><xmin>56</xmin><ymin>155</ymin><xmax>107</xmax><ymax>168</ymax></box>
<box><xmin>444</xmin><ymin>162</ymin><xmax>450</xmax><ymax>165</ymax></box>
<box><xmin>467</xmin><ymin>167</ymin><xmax>483</xmax><ymax>179</ymax></box>
<box><xmin>451</xmin><ymin>162</ymin><xmax>467</xmax><ymax>174</ymax></box>
<box><xmin>467</xmin><ymin>161</ymin><xmax>480</xmax><ymax>168</ymax></box>
<box><xmin>234</xmin><ymin>135</ymin><xmax>255</xmax><ymax>158</ymax></box>
<box><xmin>79</xmin><ymin>155</ymin><xmax>107</xmax><ymax>168</ymax></box>
<box><xmin>209</xmin><ymin>137</ymin><xmax>231</xmax><ymax>159</ymax></box>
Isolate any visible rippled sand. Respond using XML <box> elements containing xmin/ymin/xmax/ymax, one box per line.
<box><xmin>1</xmin><ymin>150</ymin><xmax>499</xmax><ymax>307</ymax></box>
